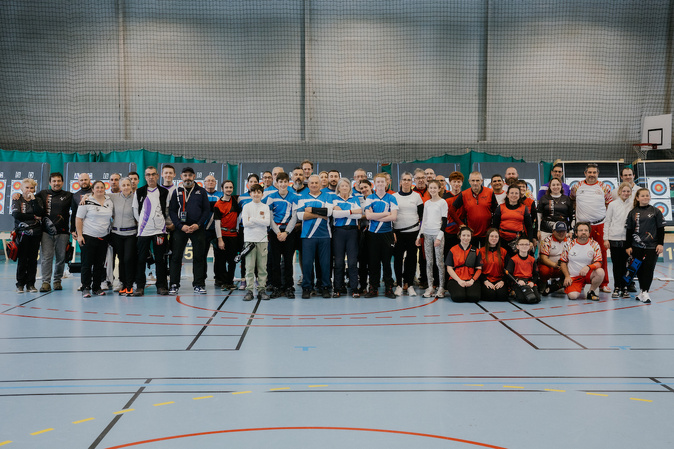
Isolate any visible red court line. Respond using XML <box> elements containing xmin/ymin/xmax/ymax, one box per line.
<box><xmin>103</xmin><ymin>426</ymin><xmax>507</xmax><ymax>448</ymax></box>
<box><xmin>176</xmin><ymin>296</ymin><xmax>439</xmax><ymax>317</ymax></box>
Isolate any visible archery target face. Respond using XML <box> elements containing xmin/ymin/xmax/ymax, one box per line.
<box><xmin>648</xmin><ymin>178</ymin><xmax>670</xmax><ymax>198</ymax></box>
<box><xmin>565</xmin><ymin>178</ymin><xmax>584</xmax><ymax>191</ymax></box>
<box><xmin>650</xmin><ymin>199</ymin><xmax>672</xmax><ymax>221</ymax></box>
<box><xmin>598</xmin><ymin>178</ymin><xmax>618</xmax><ymax>191</ymax></box>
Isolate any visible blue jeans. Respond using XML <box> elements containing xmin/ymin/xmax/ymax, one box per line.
<box><xmin>301</xmin><ymin>238</ymin><xmax>331</xmax><ymax>290</ymax></box>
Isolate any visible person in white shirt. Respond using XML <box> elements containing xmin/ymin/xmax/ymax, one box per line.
<box><xmin>604</xmin><ymin>182</ymin><xmax>634</xmax><ymax>298</ymax></box>
<box><xmin>393</xmin><ymin>172</ymin><xmax>423</xmax><ymax>296</ymax></box>
<box><xmin>133</xmin><ymin>166</ymin><xmax>170</xmax><ymax>296</ymax></box>
<box><xmin>491</xmin><ymin>174</ymin><xmax>507</xmax><ymax>205</ymax></box>
<box><xmin>416</xmin><ymin>180</ymin><xmax>448</xmax><ymax>298</ymax></box>
<box><xmin>76</xmin><ymin>180</ymin><xmax>113</xmax><ymax>297</ymax></box>
<box><xmin>611</xmin><ymin>167</ymin><xmax>640</xmax><ymax>201</ymax></box>
<box><xmin>240</xmin><ymin>184</ymin><xmax>272</xmax><ymax>301</ymax></box>
<box><xmin>559</xmin><ymin>222</ymin><xmax>604</xmax><ymax>301</ymax></box>
<box><xmin>569</xmin><ymin>163</ymin><xmax>613</xmax><ymax>293</ymax></box>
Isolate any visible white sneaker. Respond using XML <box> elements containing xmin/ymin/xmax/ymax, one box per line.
<box><xmin>394</xmin><ymin>286</ymin><xmax>403</xmax><ymax>296</ymax></box>
<box><xmin>436</xmin><ymin>287</ymin><xmax>446</xmax><ymax>298</ymax></box>
<box><xmin>407</xmin><ymin>286</ymin><xmax>417</xmax><ymax>296</ymax></box>
<box><xmin>638</xmin><ymin>290</ymin><xmax>651</xmax><ymax>303</ymax></box>
<box><xmin>423</xmin><ymin>287</ymin><xmax>435</xmax><ymax>298</ymax></box>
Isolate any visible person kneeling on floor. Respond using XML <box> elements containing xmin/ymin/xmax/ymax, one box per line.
<box><xmin>506</xmin><ymin>237</ymin><xmax>541</xmax><ymax>304</ymax></box>
<box><xmin>559</xmin><ymin>222</ymin><xmax>604</xmax><ymax>301</ymax></box>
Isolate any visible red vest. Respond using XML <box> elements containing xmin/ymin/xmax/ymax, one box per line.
<box><xmin>498</xmin><ymin>203</ymin><xmax>526</xmax><ymax>241</ymax></box>
<box><xmin>479</xmin><ymin>246</ymin><xmax>508</xmax><ymax>283</ymax></box>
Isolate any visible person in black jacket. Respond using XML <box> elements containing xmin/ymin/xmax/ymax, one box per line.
<box><xmin>625</xmin><ymin>188</ymin><xmax>666</xmax><ymax>304</ymax></box>
<box><xmin>36</xmin><ymin>172</ymin><xmax>73</xmax><ymax>292</ymax></box>
<box><xmin>12</xmin><ymin>178</ymin><xmax>45</xmax><ymax>293</ymax></box>
<box><xmin>168</xmin><ymin>167</ymin><xmax>211</xmax><ymax>295</ymax></box>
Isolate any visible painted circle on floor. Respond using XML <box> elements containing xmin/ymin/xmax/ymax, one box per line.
<box><xmin>103</xmin><ymin>426</ymin><xmax>506</xmax><ymax>448</ymax></box>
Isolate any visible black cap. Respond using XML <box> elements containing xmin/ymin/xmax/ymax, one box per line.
<box><xmin>553</xmin><ymin>221</ymin><xmax>567</xmax><ymax>232</ymax></box>
<box><xmin>181</xmin><ymin>167</ymin><xmax>195</xmax><ymax>175</ymax></box>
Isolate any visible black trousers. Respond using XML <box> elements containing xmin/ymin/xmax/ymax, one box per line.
<box><xmin>333</xmin><ymin>227</ymin><xmax>359</xmax><ymax>291</ymax></box>
<box><xmin>447</xmin><ymin>278</ymin><xmax>481</xmax><ymax>302</ymax></box>
<box><xmin>16</xmin><ymin>232</ymin><xmax>41</xmax><ymax>288</ymax></box>
<box><xmin>358</xmin><ymin>230</ymin><xmax>369</xmax><ymax>291</ymax></box>
<box><xmin>136</xmin><ymin>234</ymin><xmax>168</xmax><ymax>290</ymax></box>
<box><xmin>217</xmin><ymin>235</ymin><xmax>239</xmax><ymax>285</ymax></box>
<box><xmin>203</xmin><ymin>229</ymin><xmax>221</xmax><ymax>284</ymax></box>
<box><xmin>394</xmin><ymin>230</ymin><xmax>418</xmax><ymax>287</ymax></box>
<box><xmin>368</xmin><ymin>232</ymin><xmax>395</xmax><ymax>290</ymax></box>
<box><xmin>171</xmin><ymin>228</ymin><xmax>206</xmax><ymax>287</ymax></box>
<box><xmin>81</xmin><ymin>234</ymin><xmax>109</xmax><ymax>291</ymax></box>
<box><xmin>632</xmin><ymin>247</ymin><xmax>658</xmax><ymax>292</ymax></box>
<box><xmin>110</xmin><ymin>233</ymin><xmax>137</xmax><ymax>290</ymax></box>
<box><xmin>480</xmin><ymin>282</ymin><xmax>509</xmax><ymax>301</ymax></box>
<box><xmin>609</xmin><ymin>241</ymin><xmax>629</xmax><ymax>290</ymax></box>
<box><xmin>268</xmin><ymin>230</ymin><xmax>296</xmax><ymax>290</ymax></box>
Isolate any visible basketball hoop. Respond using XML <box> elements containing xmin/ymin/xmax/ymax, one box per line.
<box><xmin>632</xmin><ymin>143</ymin><xmax>658</xmax><ymax>161</ymax></box>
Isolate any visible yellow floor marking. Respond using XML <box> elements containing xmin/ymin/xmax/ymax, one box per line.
<box><xmin>153</xmin><ymin>401</ymin><xmax>175</xmax><ymax>407</ymax></box>
<box><xmin>308</xmin><ymin>385</ymin><xmax>328</xmax><ymax>388</ymax></box>
<box><xmin>544</xmin><ymin>389</ymin><xmax>566</xmax><ymax>392</ymax></box>
<box><xmin>465</xmin><ymin>384</ymin><xmax>484</xmax><ymax>387</ymax></box>
<box><xmin>30</xmin><ymin>428</ymin><xmax>53</xmax><ymax>436</ymax></box>
<box><xmin>630</xmin><ymin>398</ymin><xmax>653</xmax><ymax>403</ymax></box>
<box><xmin>232</xmin><ymin>391</ymin><xmax>252</xmax><ymax>395</ymax></box>
<box><xmin>72</xmin><ymin>418</ymin><xmax>95</xmax><ymax>424</ymax></box>
<box><xmin>193</xmin><ymin>396</ymin><xmax>213</xmax><ymax>400</ymax></box>
<box><xmin>503</xmin><ymin>385</ymin><xmax>524</xmax><ymax>389</ymax></box>
<box><xmin>270</xmin><ymin>387</ymin><xmax>290</xmax><ymax>391</ymax></box>
<box><xmin>113</xmin><ymin>409</ymin><xmax>134</xmax><ymax>415</ymax></box>
<box><xmin>0</xmin><ymin>441</ymin><xmax>12</xmax><ymax>446</ymax></box>
<box><xmin>586</xmin><ymin>393</ymin><xmax>609</xmax><ymax>397</ymax></box>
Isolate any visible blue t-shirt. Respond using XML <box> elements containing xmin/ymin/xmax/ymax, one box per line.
<box><xmin>264</xmin><ymin>190</ymin><xmax>299</xmax><ymax>225</ymax></box>
<box><xmin>332</xmin><ymin>195</ymin><xmax>362</xmax><ymax>227</ymax></box>
<box><xmin>363</xmin><ymin>192</ymin><xmax>399</xmax><ymax>233</ymax></box>
<box><xmin>297</xmin><ymin>191</ymin><xmax>334</xmax><ymax>239</ymax></box>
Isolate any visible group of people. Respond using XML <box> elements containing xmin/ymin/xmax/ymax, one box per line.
<box><xmin>11</xmin><ymin>160</ymin><xmax>665</xmax><ymax>304</ymax></box>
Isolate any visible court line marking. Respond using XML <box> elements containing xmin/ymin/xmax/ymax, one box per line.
<box><xmin>0</xmin><ymin>382</ymin><xmax>657</xmax><ymax>445</ymax></box>
<box><xmin>72</xmin><ymin>418</ymin><xmax>95</xmax><ymax>424</ymax></box>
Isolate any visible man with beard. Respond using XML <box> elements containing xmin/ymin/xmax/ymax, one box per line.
<box><xmin>560</xmin><ymin>222</ymin><xmax>604</xmax><ymax>300</ymax></box>
<box><xmin>168</xmin><ymin>167</ymin><xmax>211</xmax><ymax>295</ymax></box>
<box><xmin>36</xmin><ymin>173</ymin><xmax>73</xmax><ymax>292</ymax></box>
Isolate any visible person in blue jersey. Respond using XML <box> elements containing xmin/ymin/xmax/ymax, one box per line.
<box><xmin>332</xmin><ymin>178</ymin><xmax>363</xmax><ymax>298</ymax></box>
<box><xmin>236</xmin><ymin>173</ymin><xmax>259</xmax><ymax>290</ymax></box>
<box><xmin>363</xmin><ymin>173</ymin><xmax>399</xmax><ymax>299</ymax></box>
<box><xmin>297</xmin><ymin>174</ymin><xmax>334</xmax><ymax>299</ymax></box>
<box><xmin>322</xmin><ymin>169</ymin><xmax>340</xmax><ymax>196</ymax></box>
<box><xmin>264</xmin><ymin>172</ymin><xmax>300</xmax><ymax>299</ymax></box>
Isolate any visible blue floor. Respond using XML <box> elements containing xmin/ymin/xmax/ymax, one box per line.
<box><xmin>1</xmin><ymin>261</ymin><xmax>673</xmax><ymax>448</ymax></box>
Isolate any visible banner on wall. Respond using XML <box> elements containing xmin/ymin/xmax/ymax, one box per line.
<box><xmin>0</xmin><ymin>163</ymin><xmax>51</xmax><ymax>231</ymax></box>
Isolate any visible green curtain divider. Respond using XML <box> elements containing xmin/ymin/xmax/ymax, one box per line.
<box><xmin>406</xmin><ymin>150</ymin><xmax>554</xmax><ymax>189</ymax></box>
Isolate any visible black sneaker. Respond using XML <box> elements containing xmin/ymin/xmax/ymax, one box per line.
<box><xmin>286</xmin><ymin>288</ymin><xmax>295</xmax><ymax>299</ymax></box>
<box><xmin>270</xmin><ymin>288</ymin><xmax>283</xmax><ymax>299</ymax></box>
<box><xmin>157</xmin><ymin>287</ymin><xmax>169</xmax><ymax>296</ymax></box>
<box><xmin>133</xmin><ymin>288</ymin><xmax>145</xmax><ymax>297</ymax></box>
<box><xmin>384</xmin><ymin>289</ymin><xmax>396</xmax><ymax>299</ymax></box>
<box><xmin>169</xmin><ymin>284</ymin><xmax>179</xmax><ymax>295</ymax></box>
<box><xmin>627</xmin><ymin>282</ymin><xmax>637</xmax><ymax>293</ymax></box>
<box><xmin>93</xmin><ymin>289</ymin><xmax>106</xmax><ymax>296</ymax></box>
<box><xmin>322</xmin><ymin>288</ymin><xmax>331</xmax><ymax>298</ymax></box>
<box><xmin>301</xmin><ymin>289</ymin><xmax>311</xmax><ymax>299</ymax></box>
<box><xmin>258</xmin><ymin>291</ymin><xmax>271</xmax><ymax>300</ymax></box>
<box><xmin>586</xmin><ymin>290</ymin><xmax>599</xmax><ymax>301</ymax></box>
<box><xmin>243</xmin><ymin>291</ymin><xmax>254</xmax><ymax>301</ymax></box>
<box><xmin>364</xmin><ymin>288</ymin><xmax>378</xmax><ymax>298</ymax></box>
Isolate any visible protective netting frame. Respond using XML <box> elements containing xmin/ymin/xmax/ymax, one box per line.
<box><xmin>1</xmin><ymin>1</ymin><xmax>672</xmax><ymax>163</ymax></box>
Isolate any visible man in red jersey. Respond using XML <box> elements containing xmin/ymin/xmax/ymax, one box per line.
<box><xmin>450</xmin><ymin>172</ymin><xmax>497</xmax><ymax>247</ymax></box>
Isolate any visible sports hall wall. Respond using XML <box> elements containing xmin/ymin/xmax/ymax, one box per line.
<box><xmin>1</xmin><ymin>1</ymin><xmax>672</xmax><ymax>163</ymax></box>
